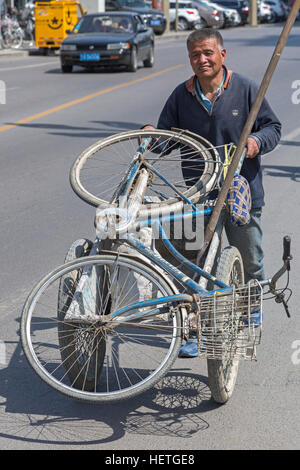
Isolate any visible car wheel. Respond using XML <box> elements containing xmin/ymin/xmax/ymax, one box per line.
<box><xmin>143</xmin><ymin>45</ymin><xmax>154</xmax><ymax>68</ymax></box>
<box><xmin>128</xmin><ymin>46</ymin><xmax>138</xmax><ymax>72</ymax></box>
<box><xmin>177</xmin><ymin>17</ymin><xmax>189</xmax><ymax>31</ymax></box>
<box><xmin>61</xmin><ymin>63</ymin><xmax>73</xmax><ymax>73</ymax></box>
<box><xmin>194</xmin><ymin>18</ymin><xmax>205</xmax><ymax>30</ymax></box>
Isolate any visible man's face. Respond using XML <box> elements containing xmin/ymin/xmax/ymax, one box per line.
<box><xmin>188</xmin><ymin>38</ymin><xmax>226</xmax><ymax>81</ymax></box>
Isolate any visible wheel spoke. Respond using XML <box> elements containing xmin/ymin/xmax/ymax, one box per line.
<box><xmin>21</xmin><ymin>255</ymin><xmax>182</xmax><ymax>403</ymax></box>
<box><xmin>70</xmin><ymin>129</ymin><xmax>219</xmax><ymax>208</ymax></box>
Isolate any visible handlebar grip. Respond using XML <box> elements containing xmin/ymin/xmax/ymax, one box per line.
<box><xmin>283</xmin><ymin>236</ymin><xmax>291</xmax><ymax>262</ymax></box>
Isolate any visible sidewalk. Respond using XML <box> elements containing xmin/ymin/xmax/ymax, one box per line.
<box><xmin>0</xmin><ymin>32</ymin><xmax>189</xmax><ymax>58</ymax></box>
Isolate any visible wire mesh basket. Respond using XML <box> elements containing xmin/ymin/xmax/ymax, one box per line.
<box><xmin>195</xmin><ymin>281</ymin><xmax>263</xmax><ymax>361</ymax></box>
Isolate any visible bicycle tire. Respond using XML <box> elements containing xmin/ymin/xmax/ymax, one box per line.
<box><xmin>21</xmin><ymin>254</ymin><xmax>183</xmax><ymax>403</ymax></box>
<box><xmin>57</xmin><ymin>238</ymin><xmax>105</xmax><ymax>392</ymax></box>
<box><xmin>70</xmin><ymin>129</ymin><xmax>220</xmax><ymax>210</ymax></box>
<box><xmin>207</xmin><ymin>246</ymin><xmax>244</xmax><ymax>404</ymax></box>
<box><xmin>2</xmin><ymin>32</ymin><xmax>12</xmax><ymax>48</ymax></box>
<box><xmin>11</xmin><ymin>31</ymin><xmax>23</xmax><ymax>49</ymax></box>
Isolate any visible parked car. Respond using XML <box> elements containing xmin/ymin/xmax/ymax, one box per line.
<box><xmin>257</xmin><ymin>0</ymin><xmax>274</xmax><ymax>22</ymax></box>
<box><xmin>205</xmin><ymin>0</ymin><xmax>241</xmax><ymax>26</ymax></box>
<box><xmin>208</xmin><ymin>0</ymin><xmax>247</xmax><ymax>23</ymax></box>
<box><xmin>60</xmin><ymin>12</ymin><xmax>155</xmax><ymax>73</ymax></box>
<box><xmin>191</xmin><ymin>0</ymin><xmax>225</xmax><ymax>28</ymax></box>
<box><xmin>105</xmin><ymin>0</ymin><xmax>167</xmax><ymax>35</ymax></box>
<box><xmin>264</xmin><ymin>0</ymin><xmax>287</xmax><ymax>20</ymax></box>
<box><xmin>169</xmin><ymin>1</ymin><xmax>204</xmax><ymax>30</ymax></box>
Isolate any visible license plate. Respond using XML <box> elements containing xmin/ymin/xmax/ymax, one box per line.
<box><xmin>80</xmin><ymin>52</ymin><xmax>100</xmax><ymax>61</ymax></box>
<box><xmin>150</xmin><ymin>20</ymin><xmax>161</xmax><ymax>25</ymax></box>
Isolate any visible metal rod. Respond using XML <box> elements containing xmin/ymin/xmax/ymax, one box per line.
<box><xmin>198</xmin><ymin>0</ymin><xmax>300</xmax><ymax>260</ymax></box>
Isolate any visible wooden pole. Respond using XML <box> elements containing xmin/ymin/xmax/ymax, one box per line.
<box><xmin>248</xmin><ymin>0</ymin><xmax>258</xmax><ymax>26</ymax></box>
<box><xmin>197</xmin><ymin>0</ymin><xmax>300</xmax><ymax>261</ymax></box>
<box><xmin>161</xmin><ymin>0</ymin><xmax>170</xmax><ymax>33</ymax></box>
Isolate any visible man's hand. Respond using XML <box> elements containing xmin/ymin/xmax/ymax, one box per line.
<box><xmin>138</xmin><ymin>125</ymin><xmax>156</xmax><ymax>145</ymax></box>
<box><xmin>246</xmin><ymin>137</ymin><xmax>260</xmax><ymax>159</ymax></box>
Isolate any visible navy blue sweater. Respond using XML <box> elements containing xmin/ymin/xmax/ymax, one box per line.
<box><xmin>157</xmin><ymin>68</ymin><xmax>282</xmax><ymax>208</ymax></box>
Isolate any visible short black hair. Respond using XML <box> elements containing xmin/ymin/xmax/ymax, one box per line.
<box><xmin>187</xmin><ymin>28</ymin><xmax>224</xmax><ymax>50</ymax></box>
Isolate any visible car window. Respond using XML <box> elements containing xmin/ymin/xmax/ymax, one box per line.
<box><xmin>134</xmin><ymin>14</ymin><xmax>143</xmax><ymax>24</ymax></box>
<box><xmin>212</xmin><ymin>0</ymin><xmax>239</xmax><ymax>5</ymax></box>
<box><xmin>118</xmin><ymin>0</ymin><xmax>150</xmax><ymax>7</ymax></box>
<box><xmin>170</xmin><ymin>2</ymin><xmax>193</xmax><ymax>7</ymax></box>
<box><xmin>74</xmin><ymin>15</ymin><xmax>134</xmax><ymax>33</ymax></box>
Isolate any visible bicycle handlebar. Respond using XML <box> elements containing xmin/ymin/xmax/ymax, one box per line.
<box><xmin>263</xmin><ymin>235</ymin><xmax>293</xmax><ymax>318</ymax></box>
<box><xmin>283</xmin><ymin>235</ymin><xmax>292</xmax><ymax>267</ymax></box>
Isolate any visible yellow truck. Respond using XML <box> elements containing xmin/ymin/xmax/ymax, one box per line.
<box><xmin>35</xmin><ymin>0</ymin><xmax>86</xmax><ymax>54</ymax></box>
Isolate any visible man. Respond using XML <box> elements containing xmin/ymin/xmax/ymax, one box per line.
<box><xmin>142</xmin><ymin>29</ymin><xmax>281</xmax><ymax>356</ymax></box>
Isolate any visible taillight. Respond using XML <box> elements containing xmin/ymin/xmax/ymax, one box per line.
<box><xmin>187</xmin><ymin>10</ymin><xmax>195</xmax><ymax>14</ymax></box>
<box><xmin>212</xmin><ymin>10</ymin><xmax>220</xmax><ymax>16</ymax></box>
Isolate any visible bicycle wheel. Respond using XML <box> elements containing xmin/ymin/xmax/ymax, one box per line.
<box><xmin>21</xmin><ymin>254</ymin><xmax>183</xmax><ymax>403</ymax></box>
<box><xmin>58</xmin><ymin>238</ymin><xmax>99</xmax><ymax>391</ymax></box>
<box><xmin>207</xmin><ymin>246</ymin><xmax>244</xmax><ymax>404</ymax></box>
<box><xmin>2</xmin><ymin>32</ymin><xmax>12</xmax><ymax>48</ymax></box>
<box><xmin>70</xmin><ymin>129</ymin><xmax>220</xmax><ymax>209</ymax></box>
<box><xmin>10</xmin><ymin>31</ymin><xmax>23</xmax><ymax>49</ymax></box>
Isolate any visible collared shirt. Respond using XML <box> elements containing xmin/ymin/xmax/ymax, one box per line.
<box><xmin>195</xmin><ymin>70</ymin><xmax>226</xmax><ymax>113</ymax></box>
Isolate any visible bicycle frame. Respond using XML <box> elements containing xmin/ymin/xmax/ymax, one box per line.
<box><xmin>93</xmin><ymin>142</ymin><xmax>241</xmax><ymax>323</ymax></box>
<box><xmin>88</xmin><ymin>137</ymin><xmax>291</xmax><ymax>324</ymax></box>
<box><xmin>20</xmin><ymin>129</ymin><xmax>293</xmax><ymax>405</ymax></box>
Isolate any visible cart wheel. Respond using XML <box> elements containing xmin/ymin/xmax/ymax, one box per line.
<box><xmin>207</xmin><ymin>246</ymin><xmax>244</xmax><ymax>404</ymax></box>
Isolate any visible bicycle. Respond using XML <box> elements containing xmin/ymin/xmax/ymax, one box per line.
<box><xmin>1</xmin><ymin>14</ymin><xmax>24</xmax><ymax>49</ymax></box>
<box><xmin>20</xmin><ymin>128</ymin><xmax>292</xmax><ymax>404</ymax></box>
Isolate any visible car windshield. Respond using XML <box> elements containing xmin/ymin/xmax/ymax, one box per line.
<box><xmin>74</xmin><ymin>15</ymin><xmax>135</xmax><ymax>33</ymax></box>
<box><xmin>212</xmin><ymin>0</ymin><xmax>239</xmax><ymax>4</ymax></box>
<box><xmin>118</xmin><ymin>0</ymin><xmax>150</xmax><ymax>8</ymax></box>
<box><xmin>170</xmin><ymin>2</ymin><xmax>193</xmax><ymax>7</ymax></box>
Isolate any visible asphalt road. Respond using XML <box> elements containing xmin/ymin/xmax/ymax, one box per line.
<box><xmin>0</xmin><ymin>22</ymin><xmax>299</xmax><ymax>451</ymax></box>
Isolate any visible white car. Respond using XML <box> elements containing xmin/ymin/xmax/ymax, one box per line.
<box><xmin>169</xmin><ymin>0</ymin><xmax>204</xmax><ymax>30</ymax></box>
<box><xmin>257</xmin><ymin>0</ymin><xmax>274</xmax><ymax>22</ymax></box>
<box><xmin>204</xmin><ymin>0</ymin><xmax>241</xmax><ymax>26</ymax></box>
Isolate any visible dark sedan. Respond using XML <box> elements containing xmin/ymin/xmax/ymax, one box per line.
<box><xmin>60</xmin><ymin>12</ymin><xmax>155</xmax><ymax>73</ymax></box>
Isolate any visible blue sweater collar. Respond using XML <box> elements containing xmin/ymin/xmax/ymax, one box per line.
<box><xmin>196</xmin><ymin>70</ymin><xmax>227</xmax><ymax>112</ymax></box>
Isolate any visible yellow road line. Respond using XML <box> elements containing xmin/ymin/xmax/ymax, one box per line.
<box><xmin>0</xmin><ymin>64</ymin><xmax>184</xmax><ymax>134</ymax></box>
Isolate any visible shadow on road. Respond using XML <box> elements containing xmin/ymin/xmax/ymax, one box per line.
<box><xmin>262</xmin><ymin>163</ymin><xmax>300</xmax><ymax>182</ymax></box>
<box><xmin>0</xmin><ymin>326</ymin><xmax>219</xmax><ymax>447</ymax></box>
<box><xmin>2</xmin><ymin>120</ymin><xmax>142</xmax><ymax>139</ymax></box>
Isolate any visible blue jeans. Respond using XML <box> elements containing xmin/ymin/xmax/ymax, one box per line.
<box><xmin>224</xmin><ymin>207</ymin><xmax>265</xmax><ymax>283</ymax></box>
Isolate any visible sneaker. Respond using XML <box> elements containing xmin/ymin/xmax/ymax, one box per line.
<box><xmin>178</xmin><ymin>340</ymin><xmax>198</xmax><ymax>358</ymax></box>
<box><xmin>244</xmin><ymin>309</ymin><xmax>262</xmax><ymax>328</ymax></box>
